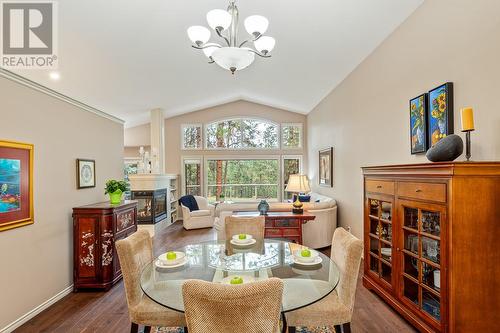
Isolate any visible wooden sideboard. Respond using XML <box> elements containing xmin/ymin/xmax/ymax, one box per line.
<box><xmin>73</xmin><ymin>200</ymin><xmax>138</xmax><ymax>291</ymax></box>
<box><xmin>362</xmin><ymin>162</ymin><xmax>499</xmax><ymax>333</ymax></box>
<box><xmin>233</xmin><ymin>211</ymin><xmax>315</xmax><ymax>244</ymax></box>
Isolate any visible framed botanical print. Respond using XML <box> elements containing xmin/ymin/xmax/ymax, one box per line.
<box><xmin>319</xmin><ymin>147</ymin><xmax>334</xmax><ymax>187</ymax></box>
<box><xmin>77</xmin><ymin>159</ymin><xmax>96</xmax><ymax>189</ymax></box>
<box><xmin>428</xmin><ymin>82</ymin><xmax>454</xmax><ymax>147</ymax></box>
<box><xmin>0</xmin><ymin>140</ymin><xmax>34</xmax><ymax>232</ymax></box>
<box><xmin>409</xmin><ymin>93</ymin><xmax>428</xmax><ymax>154</ymax></box>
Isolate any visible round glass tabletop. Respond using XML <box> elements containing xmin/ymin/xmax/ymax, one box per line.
<box><xmin>140</xmin><ymin>239</ymin><xmax>340</xmax><ymax>313</ymax></box>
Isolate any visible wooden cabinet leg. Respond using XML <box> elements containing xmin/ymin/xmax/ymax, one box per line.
<box><xmin>342</xmin><ymin>322</ymin><xmax>351</xmax><ymax>333</ymax></box>
<box><xmin>144</xmin><ymin>326</ymin><xmax>151</xmax><ymax>333</ymax></box>
<box><xmin>334</xmin><ymin>325</ymin><xmax>342</xmax><ymax>333</ymax></box>
<box><xmin>288</xmin><ymin>327</ymin><xmax>296</xmax><ymax>333</ymax></box>
<box><xmin>130</xmin><ymin>323</ymin><xmax>138</xmax><ymax>333</ymax></box>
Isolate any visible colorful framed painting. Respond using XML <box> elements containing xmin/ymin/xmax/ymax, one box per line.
<box><xmin>319</xmin><ymin>147</ymin><xmax>334</xmax><ymax>187</ymax></box>
<box><xmin>77</xmin><ymin>159</ymin><xmax>96</xmax><ymax>189</ymax></box>
<box><xmin>409</xmin><ymin>93</ymin><xmax>428</xmax><ymax>154</ymax></box>
<box><xmin>0</xmin><ymin>140</ymin><xmax>34</xmax><ymax>232</ymax></box>
<box><xmin>428</xmin><ymin>82</ymin><xmax>454</xmax><ymax>147</ymax></box>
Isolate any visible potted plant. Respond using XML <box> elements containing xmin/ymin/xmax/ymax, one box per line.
<box><xmin>105</xmin><ymin>180</ymin><xmax>129</xmax><ymax>204</ymax></box>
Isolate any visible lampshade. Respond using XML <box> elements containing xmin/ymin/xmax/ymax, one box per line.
<box><xmin>211</xmin><ymin>47</ymin><xmax>255</xmax><ymax>73</ymax></box>
<box><xmin>244</xmin><ymin>15</ymin><xmax>269</xmax><ymax>36</ymax></box>
<box><xmin>285</xmin><ymin>174</ymin><xmax>311</xmax><ymax>193</ymax></box>
<box><xmin>207</xmin><ymin>9</ymin><xmax>232</xmax><ymax>31</ymax></box>
<box><xmin>187</xmin><ymin>26</ymin><xmax>211</xmax><ymax>45</ymax></box>
<box><xmin>202</xmin><ymin>43</ymin><xmax>221</xmax><ymax>58</ymax></box>
<box><xmin>254</xmin><ymin>36</ymin><xmax>275</xmax><ymax>54</ymax></box>
<box><xmin>461</xmin><ymin>107</ymin><xmax>475</xmax><ymax>132</ymax></box>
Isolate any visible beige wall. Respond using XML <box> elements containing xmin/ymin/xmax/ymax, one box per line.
<box><xmin>307</xmin><ymin>0</ymin><xmax>500</xmax><ymax>239</ymax></box>
<box><xmin>125</xmin><ymin>100</ymin><xmax>308</xmax><ymax>186</ymax></box>
<box><xmin>124</xmin><ymin>123</ymin><xmax>150</xmax><ymax>147</ymax></box>
<box><xmin>0</xmin><ymin>77</ymin><xmax>124</xmax><ymax>330</ymax></box>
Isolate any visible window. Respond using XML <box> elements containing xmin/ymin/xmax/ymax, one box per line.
<box><xmin>282</xmin><ymin>123</ymin><xmax>303</xmax><ymax>149</ymax></box>
<box><xmin>182</xmin><ymin>124</ymin><xmax>202</xmax><ymax>149</ymax></box>
<box><xmin>182</xmin><ymin>157</ymin><xmax>202</xmax><ymax>196</ymax></box>
<box><xmin>282</xmin><ymin>155</ymin><xmax>303</xmax><ymax>201</ymax></box>
<box><xmin>205</xmin><ymin>118</ymin><xmax>279</xmax><ymax>149</ymax></box>
<box><xmin>206</xmin><ymin>158</ymin><xmax>279</xmax><ymax>202</ymax></box>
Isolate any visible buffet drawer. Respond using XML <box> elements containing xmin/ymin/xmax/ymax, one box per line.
<box><xmin>397</xmin><ymin>181</ymin><xmax>446</xmax><ymax>203</ymax></box>
<box><xmin>366</xmin><ymin>179</ymin><xmax>395</xmax><ymax>195</ymax></box>
<box><xmin>274</xmin><ymin>219</ymin><xmax>300</xmax><ymax>228</ymax></box>
<box><xmin>265</xmin><ymin>228</ymin><xmax>283</xmax><ymax>237</ymax></box>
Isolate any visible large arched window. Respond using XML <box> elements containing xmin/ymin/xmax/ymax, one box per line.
<box><xmin>205</xmin><ymin>118</ymin><xmax>279</xmax><ymax>149</ymax></box>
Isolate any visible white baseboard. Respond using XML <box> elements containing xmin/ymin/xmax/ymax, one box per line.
<box><xmin>0</xmin><ymin>284</ymin><xmax>73</xmax><ymax>333</ymax></box>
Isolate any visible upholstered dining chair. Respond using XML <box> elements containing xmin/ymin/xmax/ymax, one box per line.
<box><xmin>182</xmin><ymin>278</ymin><xmax>284</xmax><ymax>333</ymax></box>
<box><xmin>115</xmin><ymin>229</ymin><xmax>186</xmax><ymax>333</ymax></box>
<box><xmin>224</xmin><ymin>215</ymin><xmax>265</xmax><ymax>240</ymax></box>
<box><xmin>285</xmin><ymin>227</ymin><xmax>363</xmax><ymax>333</ymax></box>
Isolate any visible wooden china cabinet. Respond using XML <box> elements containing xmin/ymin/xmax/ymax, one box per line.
<box><xmin>73</xmin><ymin>201</ymin><xmax>138</xmax><ymax>291</ymax></box>
<box><xmin>362</xmin><ymin>162</ymin><xmax>499</xmax><ymax>333</ymax></box>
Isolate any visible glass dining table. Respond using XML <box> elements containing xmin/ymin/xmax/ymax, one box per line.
<box><xmin>140</xmin><ymin>239</ymin><xmax>340</xmax><ymax>331</ymax></box>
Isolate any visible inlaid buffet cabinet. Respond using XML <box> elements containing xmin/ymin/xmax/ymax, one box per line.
<box><xmin>362</xmin><ymin>162</ymin><xmax>499</xmax><ymax>333</ymax></box>
<box><xmin>73</xmin><ymin>200</ymin><xmax>138</xmax><ymax>291</ymax></box>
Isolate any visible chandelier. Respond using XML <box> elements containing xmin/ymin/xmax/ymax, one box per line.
<box><xmin>187</xmin><ymin>1</ymin><xmax>275</xmax><ymax>74</ymax></box>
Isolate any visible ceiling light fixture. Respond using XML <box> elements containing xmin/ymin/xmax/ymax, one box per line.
<box><xmin>187</xmin><ymin>0</ymin><xmax>275</xmax><ymax>74</ymax></box>
<box><xmin>49</xmin><ymin>71</ymin><xmax>60</xmax><ymax>80</ymax></box>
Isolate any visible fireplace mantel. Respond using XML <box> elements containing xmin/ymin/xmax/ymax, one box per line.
<box><xmin>128</xmin><ymin>173</ymin><xmax>176</xmax><ymax>191</ymax></box>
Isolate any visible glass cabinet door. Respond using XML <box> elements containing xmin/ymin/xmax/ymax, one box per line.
<box><xmin>366</xmin><ymin>198</ymin><xmax>393</xmax><ymax>289</ymax></box>
<box><xmin>399</xmin><ymin>201</ymin><xmax>445</xmax><ymax>324</ymax></box>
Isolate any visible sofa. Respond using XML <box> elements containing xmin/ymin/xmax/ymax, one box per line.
<box><xmin>214</xmin><ymin>193</ymin><xmax>337</xmax><ymax>249</ymax></box>
<box><xmin>181</xmin><ymin>196</ymin><xmax>215</xmax><ymax>230</ymax></box>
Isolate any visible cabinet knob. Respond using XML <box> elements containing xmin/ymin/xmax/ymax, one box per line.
<box><xmin>397</xmin><ymin>248</ymin><xmax>400</xmax><ymax>251</ymax></box>
<box><xmin>415</xmin><ymin>189</ymin><xmax>422</xmax><ymax>193</ymax></box>
<box><xmin>377</xmin><ymin>185</ymin><xmax>382</xmax><ymax>189</ymax></box>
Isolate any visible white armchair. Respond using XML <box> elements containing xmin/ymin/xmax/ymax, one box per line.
<box><xmin>181</xmin><ymin>196</ymin><xmax>215</xmax><ymax>230</ymax></box>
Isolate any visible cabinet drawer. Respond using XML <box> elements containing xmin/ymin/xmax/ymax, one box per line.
<box><xmin>265</xmin><ymin>228</ymin><xmax>283</xmax><ymax>237</ymax></box>
<box><xmin>366</xmin><ymin>180</ymin><xmax>395</xmax><ymax>195</ymax></box>
<box><xmin>397</xmin><ymin>182</ymin><xmax>447</xmax><ymax>203</ymax></box>
<box><xmin>274</xmin><ymin>219</ymin><xmax>300</xmax><ymax>228</ymax></box>
<box><xmin>283</xmin><ymin>229</ymin><xmax>300</xmax><ymax>237</ymax></box>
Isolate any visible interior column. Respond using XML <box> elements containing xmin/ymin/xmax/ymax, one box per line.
<box><xmin>150</xmin><ymin>108</ymin><xmax>165</xmax><ymax>173</ymax></box>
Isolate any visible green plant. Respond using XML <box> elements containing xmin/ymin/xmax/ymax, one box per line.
<box><xmin>104</xmin><ymin>180</ymin><xmax>129</xmax><ymax>194</ymax></box>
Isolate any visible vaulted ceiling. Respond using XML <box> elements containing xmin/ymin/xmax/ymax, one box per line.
<box><xmin>10</xmin><ymin>0</ymin><xmax>423</xmax><ymax>126</ymax></box>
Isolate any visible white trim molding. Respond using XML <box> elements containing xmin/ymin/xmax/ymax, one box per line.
<box><xmin>0</xmin><ymin>284</ymin><xmax>73</xmax><ymax>333</ymax></box>
<box><xmin>0</xmin><ymin>68</ymin><xmax>124</xmax><ymax>125</ymax></box>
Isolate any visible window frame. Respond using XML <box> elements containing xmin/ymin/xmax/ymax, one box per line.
<box><xmin>181</xmin><ymin>156</ymin><xmax>203</xmax><ymax>196</ymax></box>
<box><xmin>181</xmin><ymin>123</ymin><xmax>203</xmax><ymax>150</ymax></box>
<box><xmin>281</xmin><ymin>123</ymin><xmax>303</xmax><ymax>149</ymax></box>
<box><xmin>204</xmin><ymin>155</ymin><xmax>282</xmax><ymax>202</ymax></box>
<box><xmin>281</xmin><ymin>155</ymin><xmax>303</xmax><ymax>201</ymax></box>
<box><xmin>204</xmin><ymin>117</ymin><xmax>281</xmax><ymax>151</ymax></box>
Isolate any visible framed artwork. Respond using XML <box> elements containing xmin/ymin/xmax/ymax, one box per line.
<box><xmin>428</xmin><ymin>82</ymin><xmax>454</xmax><ymax>147</ymax></box>
<box><xmin>77</xmin><ymin>159</ymin><xmax>96</xmax><ymax>189</ymax></box>
<box><xmin>0</xmin><ymin>140</ymin><xmax>34</xmax><ymax>232</ymax></box>
<box><xmin>319</xmin><ymin>147</ymin><xmax>334</xmax><ymax>187</ymax></box>
<box><xmin>409</xmin><ymin>93</ymin><xmax>428</xmax><ymax>154</ymax></box>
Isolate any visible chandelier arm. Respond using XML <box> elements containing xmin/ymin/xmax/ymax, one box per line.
<box><xmin>246</xmin><ymin>48</ymin><xmax>272</xmax><ymax>58</ymax></box>
<box><xmin>238</xmin><ymin>33</ymin><xmax>263</xmax><ymax>48</ymax></box>
<box><xmin>215</xmin><ymin>28</ymin><xmax>231</xmax><ymax>47</ymax></box>
<box><xmin>191</xmin><ymin>44</ymin><xmax>222</xmax><ymax>50</ymax></box>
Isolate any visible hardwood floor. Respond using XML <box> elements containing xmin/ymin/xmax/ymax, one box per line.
<box><xmin>15</xmin><ymin>222</ymin><xmax>416</xmax><ymax>333</ymax></box>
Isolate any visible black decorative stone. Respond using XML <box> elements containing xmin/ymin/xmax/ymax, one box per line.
<box><xmin>426</xmin><ymin>134</ymin><xmax>464</xmax><ymax>162</ymax></box>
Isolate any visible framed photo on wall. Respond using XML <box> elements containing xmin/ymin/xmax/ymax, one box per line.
<box><xmin>428</xmin><ymin>82</ymin><xmax>454</xmax><ymax>147</ymax></box>
<box><xmin>77</xmin><ymin>159</ymin><xmax>96</xmax><ymax>189</ymax></box>
<box><xmin>319</xmin><ymin>147</ymin><xmax>334</xmax><ymax>187</ymax></box>
<box><xmin>0</xmin><ymin>140</ymin><xmax>34</xmax><ymax>232</ymax></box>
<box><xmin>409</xmin><ymin>93</ymin><xmax>428</xmax><ymax>154</ymax></box>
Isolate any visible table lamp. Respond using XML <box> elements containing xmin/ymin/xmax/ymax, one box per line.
<box><xmin>461</xmin><ymin>107</ymin><xmax>475</xmax><ymax>161</ymax></box>
<box><xmin>285</xmin><ymin>174</ymin><xmax>311</xmax><ymax>214</ymax></box>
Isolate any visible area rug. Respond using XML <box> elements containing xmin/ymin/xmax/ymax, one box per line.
<box><xmin>153</xmin><ymin>327</ymin><xmax>334</xmax><ymax>332</ymax></box>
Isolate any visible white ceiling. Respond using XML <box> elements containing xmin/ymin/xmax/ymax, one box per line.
<box><xmin>10</xmin><ymin>0</ymin><xmax>423</xmax><ymax>127</ymax></box>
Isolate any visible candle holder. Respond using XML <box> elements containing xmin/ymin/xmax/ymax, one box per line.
<box><xmin>464</xmin><ymin>130</ymin><xmax>472</xmax><ymax>161</ymax></box>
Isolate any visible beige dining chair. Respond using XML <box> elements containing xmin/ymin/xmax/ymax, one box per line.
<box><xmin>225</xmin><ymin>215</ymin><xmax>265</xmax><ymax>240</ymax></box>
<box><xmin>115</xmin><ymin>229</ymin><xmax>186</xmax><ymax>333</ymax></box>
<box><xmin>182</xmin><ymin>278</ymin><xmax>284</xmax><ymax>333</ymax></box>
<box><xmin>285</xmin><ymin>227</ymin><xmax>363</xmax><ymax>333</ymax></box>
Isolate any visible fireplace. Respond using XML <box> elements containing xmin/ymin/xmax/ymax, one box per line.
<box><xmin>131</xmin><ymin>189</ymin><xmax>167</xmax><ymax>224</ymax></box>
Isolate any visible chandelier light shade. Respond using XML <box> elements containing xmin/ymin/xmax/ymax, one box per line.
<box><xmin>254</xmin><ymin>36</ymin><xmax>275</xmax><ymax>55</ymax></box>
<box><xmin>244</xmin><ymin>15</ymin><xmax>269</xmax><ymax>36</ymax></box>
<box><xmin>187</xmin><ymin>0</ymin><xmax>275</xmax><ymax>74</ymax></box>
<box><xmin>187</xmin><ymin>26</ymin><xmax>211</xmax><ymax>46</ymax></box>
<box><xmin>206</xmin><ymin>9</ymin><xmax>232</xmax><ymax>31</ymax></box>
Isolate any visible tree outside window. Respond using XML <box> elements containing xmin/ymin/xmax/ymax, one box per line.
<box><xmin>182</xmin><ymin>124</ymin><xmax>202</xmax><ymax>149</ymax></box>
<box><xmin>282</xmin><ymin>123</ymin><xmax>302</xmax><ymax>149</ymax></box>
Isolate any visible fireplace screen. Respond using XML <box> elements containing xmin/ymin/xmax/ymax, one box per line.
<box><xmin>132</xmin><ymin>189</ymin><xmax>167</xmax><ymax>224</ymax></box>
